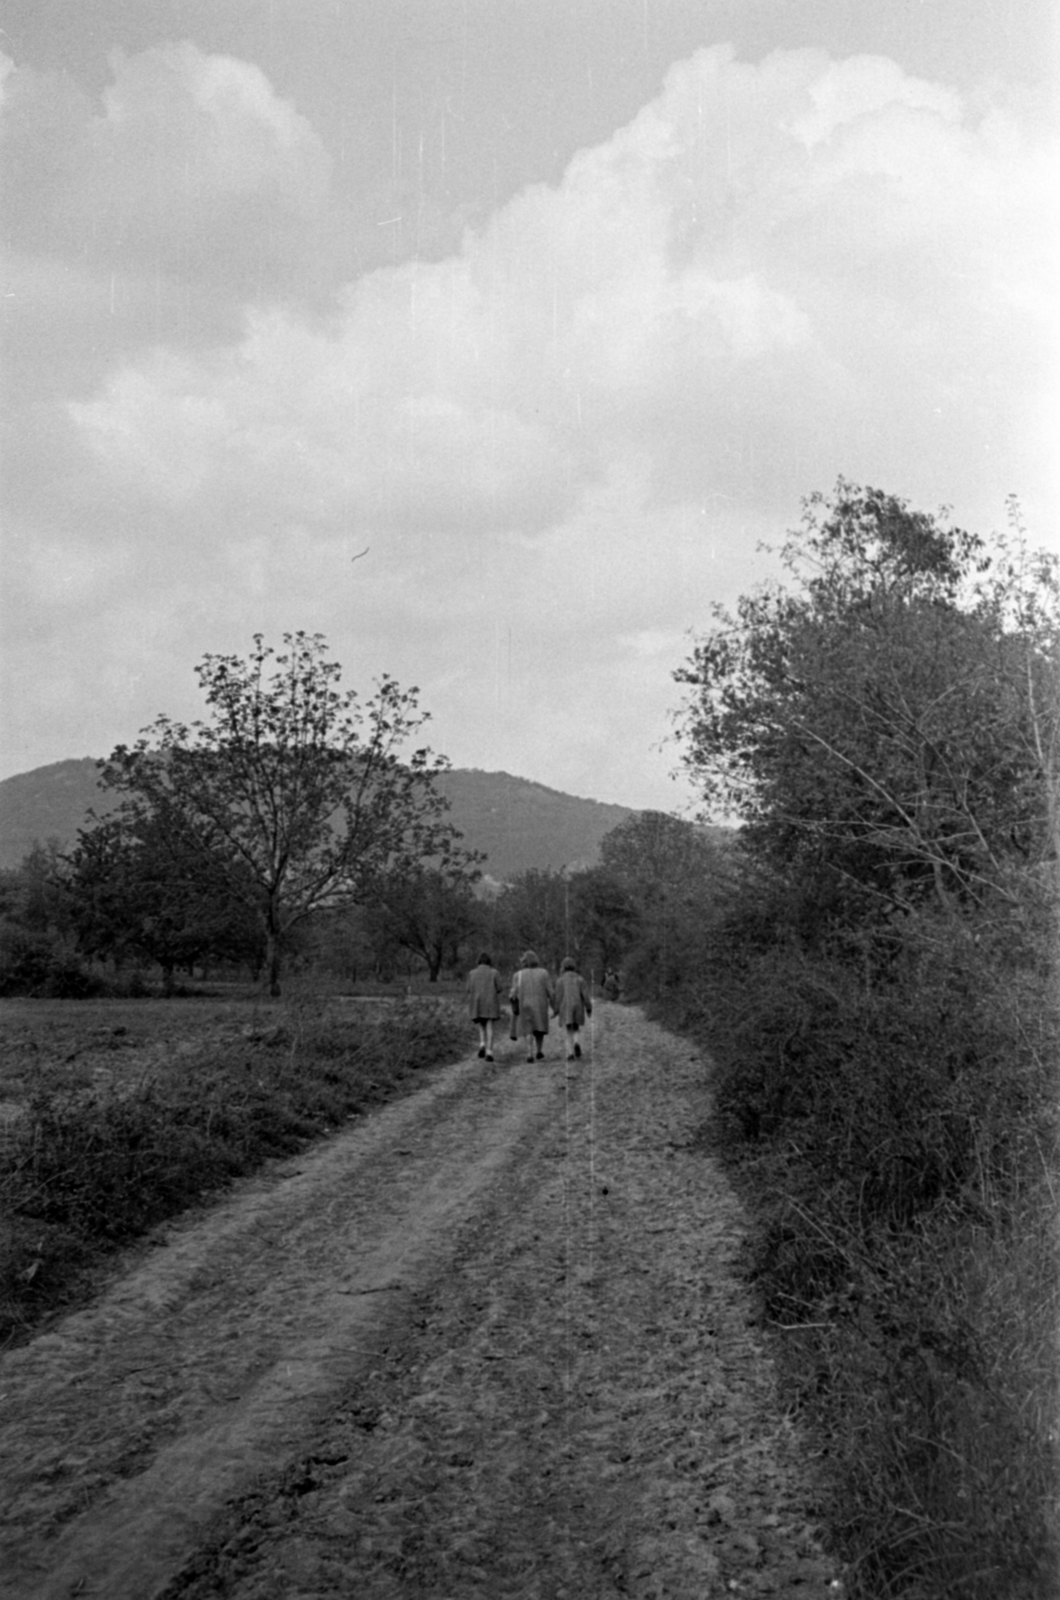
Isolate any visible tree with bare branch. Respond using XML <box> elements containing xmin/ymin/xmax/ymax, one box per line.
<box><xmin>675</xmin><ymin>483</ymin><xmax>1059</xmax><ymax>922</ymax></box>
<box><xmin>96</xmin><ymin>633</ymin><xmax>463</xmax><ymax>995</ymax></box>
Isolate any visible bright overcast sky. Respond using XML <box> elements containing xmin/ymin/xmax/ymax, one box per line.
<box><xmin>1</xmin><ymin>1</ymin><xmax>1057</xmax><ymax>812</ymax></box>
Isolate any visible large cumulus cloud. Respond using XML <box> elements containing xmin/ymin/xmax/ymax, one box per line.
<box><xmin>63</xmin><ymin>44</ymin><xmax>1055</xmax><ymax>540</ymax></box>
<box><xmin>2</xmin><ymin>41</ymin><xmax>1056</xmax><ymax>802</ymax></box>
<box><xmin>2</xmin><ymin>42</ymin><xmax>331</xmax><ymax>292</ymax></box>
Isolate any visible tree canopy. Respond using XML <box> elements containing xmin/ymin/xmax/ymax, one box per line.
<box><xmin>674</xmin><ymin>483</ymin><xmax>1059</xmax><ymax>922</ymax></box>
<box><xmin>96</xmin><ymin>632</ymin><xmax>464</xmax><ymax>993</ymax></box>
<box><xmin>364</xmin><ymin>859</ymin><xmax>482</xmax><ymax>983</ymax></box>
<box><xmin>65</xmin><ymin>810</ymin><xmax>262</xmax><ymax>989</ymax></box>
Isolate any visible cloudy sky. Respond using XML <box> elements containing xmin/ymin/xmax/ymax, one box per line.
<box><xmin>2</xmin><ymin>1</ymin><xmax>1057</xmax><ymax>812</ymax></box>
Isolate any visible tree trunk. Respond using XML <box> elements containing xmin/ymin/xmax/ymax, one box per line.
<box><xmin>265</xmin><ymin>928</ymin><xmax>282</xmax><ymax>997</ymax></box>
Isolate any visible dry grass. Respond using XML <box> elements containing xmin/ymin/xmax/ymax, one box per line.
<box><xmin>0</xmin><ymin>991</ymin><xmax>271</xmax><ymax>1101</ymax></box>
<box><xmin>644</xmin><ymin>906</ymin><xmax>1060</xmax><ymax>1599</ymax></box>
<box><xmin>0</xmin><ymin>992</ymin><xmax>467</xmax><ymax>1348</ymax></box>
<box><xmin>755</xmin><ymin>1185</ymin><xmax>1060</xmax><ymax>1599</ymax></box>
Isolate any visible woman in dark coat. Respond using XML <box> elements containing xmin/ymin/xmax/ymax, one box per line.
<box><xmin>466</xmin><ymin>951</ymin><xmax>503</xmax><ymax>1062</ymax></box>
<box><xmin>554</xmin><ymin>956</ymin><xmax>593</xmax><ymax>1061</ymax></box>
<box><xmin>510</xmin><ymin>950</ymin><xmax>555</xmax><ymax>1062</ymax></box>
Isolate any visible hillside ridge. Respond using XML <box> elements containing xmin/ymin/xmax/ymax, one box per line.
<box><xmin>0</xmin><ymin>759</ymin><xmax>636</xmax><ymax>880</ymax></box>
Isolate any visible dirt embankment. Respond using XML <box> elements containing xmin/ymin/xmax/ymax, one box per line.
<box><xmin>0</xmin><ymin>1004</ymin><xmax>841</xmax><ymax>1599</ymax></box>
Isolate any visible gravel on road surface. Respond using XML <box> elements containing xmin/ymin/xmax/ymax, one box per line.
<box><xmin>0</xmin><ymin>1003</ymin><xmax>842</xmax><ymax>1599</ymax></box>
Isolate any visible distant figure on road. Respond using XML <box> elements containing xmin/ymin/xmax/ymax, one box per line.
<box><xmin>467</xmin><ymin>951</ymin><xmax>504</xmax><ymax>1062</ymax></box>
<box><xmin>604</xmin><ymin>967</ymin><xmax>621</xmax><ymax>1001</ymax></box>
<box><xmin>554</xmin><ymin>956</ymin><xmax>593</xmax><ymax>1061</ymax></box>
<box><xmin>510</xmin><ymin>951</ymin><xmax>555</xmax><ymax>1063</ymax></box>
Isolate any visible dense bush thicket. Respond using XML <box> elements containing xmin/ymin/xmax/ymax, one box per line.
<box><xmin>0</xmin><ymin>845</ymin><xmax>109</xmax><ymax>997</ymax></box>
<box><xmin>642</xmin><ymin>887</ymin><xmax>1059</xmax><ymax>1599</ymax></box>
<box><xmin>0</xmin><ymin>1000</ymin><xmax>466</xmax><ymax>1346</ymax></box>
<box><xmin>626</xmin><ymin>486</ymin><xmax>1060</xmax><ymax>1599</ymax></box>
<box><xmin>0</xmin><ymin>926</ymin><xmax>106</xmax><ymax>999</ymax></box>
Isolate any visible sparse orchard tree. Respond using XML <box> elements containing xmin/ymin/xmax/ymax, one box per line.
<box><xmin>97</xmin><ymin>632</ymin><xmax>463</xmax><ymax>995</ymax></box>
<box><xmin>364</xmin><ymin>857</ymin><xmax>483</xmax><ymax>983</ymax></box>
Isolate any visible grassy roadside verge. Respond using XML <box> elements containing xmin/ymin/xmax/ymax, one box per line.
<box><xmin>0</xmin><ymin>997</ymin><xmax>467</xmax><ymax>1349</ymax></box>
<box><xmin>646</xmin><ymin>917</ymin><xmax>1060</xmax><ymax>1600</ymax></box>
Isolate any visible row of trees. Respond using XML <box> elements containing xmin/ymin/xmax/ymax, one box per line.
<box><xmin>0</xmin><ymin>625</ymin><xmax>730</xmax><ymax>996</ymax></box>
<box><xmin>0</xmin><ymin>634</ymin><xmax>487</xmax><ymax>995</ymax></box>
<box><xmin>87</xmin><ymin>632</ymin><xmax>481</xmax><ymax>995</ymax></box>
<box><xmin>1</xmin><ymin>808</ymin><xmax>727</xmax><ymax>998</ymax></box>
<box><xmin>319</xmin><ymin>809</ymin><xmax>727</xmax><ymax>989</ymax></box>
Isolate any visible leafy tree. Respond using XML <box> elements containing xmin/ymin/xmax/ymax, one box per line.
<box><xmin>487</xmin><ymin>862</ymin><xmax>647</xmax><ymax>982</ymax></box>
<box><xmin>565</xmin><ymin>867</ymin><xmax>640</xmax><ymax>976</ymax></box>
<box><xmin>299</xmin><ymin>904</ymin><xmax>383</xmax><ymax>985</ymax></box>
<box><xmin>492</xmin><ymin>869</ymin><xmax>575</xmax><ymax>972</ymax></box>
<box><xmin>674</xmin><ymin>483</ymin><xmax>1059</xmax><ymax>923</ymax></box>
<box><xmin>364</xmin><ymin>858</ymin><xmax>483</xmax><ymax>982</ymax></box>
<box><xmin>65</xmin><ymin>811</ymin><xmax>262</xmax><ymax>990</ymax></box>
<box><xmin>97</xmin><ymin>633</ymin><xmax>462</xmax><ymax>994</ymax></box>
<box><xmin>0</xmin><ymin>870</ymin><xmax>21</xmax><ymax>925</ymax></box>
<box><xmin>592</xmin><ymin>811</ymin><xmax>731</xmax><ymax>997</ymax></box>
<box><xmin>0</xmin><ymin>841</ymin><xmax>71</xmax><ymax>935</ymax></box>
<box><xmin>598</xmin><ymin>811</ymin><xmax>721</xmax><ymax>903</ymax></box>
<box><xmin>18</xmin><ymin>840</ymin><xmax>71</xmax><ymax>934</ymax></box>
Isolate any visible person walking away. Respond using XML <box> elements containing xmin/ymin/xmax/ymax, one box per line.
<box><xmin>466</xmin><ymin>952</ymin><xmax>504</xmax><ymax>1062</ymax></box>
<box><xmin>554</xmin><ymin>956</ymin><xmax>593</xmax><ymax>1061</ymax></box>
<box><xmin>510</xmin><ymin>951</ymin><xmax>555</xmax><ymax>1062</ymax></box>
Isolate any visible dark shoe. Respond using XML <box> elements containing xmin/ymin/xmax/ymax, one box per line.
<box><xmin>485</xmin><ymin>1053</ymin><xmax>494</xmax><ymax>1063</ymax></box>
<box><xmin>478</xmin><ymin>1046</ymin><xmax>486</xmax><ymax>1058</ymax></box>
<box><xmin>536</xmin><ymin>1051</ymin><xmax>545</xmax><ymax>1060</ymax></box>
<box><xmin>574</xmin><ymin>1043</ymin><xmax>582</xmax><ymax>1058</ymax></box>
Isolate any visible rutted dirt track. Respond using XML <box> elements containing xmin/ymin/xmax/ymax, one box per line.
<box><xmin>0</xmin><ymin>1004</ymin><xmax>841</xmax><ymax>1599</ymax></box>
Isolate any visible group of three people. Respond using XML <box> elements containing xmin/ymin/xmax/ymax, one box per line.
<box><xmin>466</xmin><ymin>951</ymin><xmax>593</xmax><ymax>1064</ymax></box>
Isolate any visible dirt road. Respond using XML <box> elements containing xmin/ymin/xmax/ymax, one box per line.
<box><xmin>0</xmin><ymin>1004</ymin><xmax>841</xmax><ymax>1599</ymax></box>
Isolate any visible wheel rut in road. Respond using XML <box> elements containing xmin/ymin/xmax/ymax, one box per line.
<box><xmin>0</xmin><ymin>1004</ymin><xmax>841</xmax><ymax>1599</ymax></box>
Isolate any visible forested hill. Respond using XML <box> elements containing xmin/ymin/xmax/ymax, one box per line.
<box><xmin>435</xmin><ymin>769</ymin><xmax>632</xmax><ymax>879</ymax></box>
<box><xmin>0</xmin><ymin>759</ymin><xmax>635</xmax><ymax>880</ymax></box>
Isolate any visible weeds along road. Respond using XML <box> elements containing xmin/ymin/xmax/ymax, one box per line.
<box><xmin>0</xmin><ymin>1003</ymin><xmax>840</xmax><ymax>1600</ymax></box>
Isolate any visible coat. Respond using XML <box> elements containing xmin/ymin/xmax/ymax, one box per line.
<box><xmin>510</xmin><ymin>965</ymin><xmax>554</xmax><ymax>1036</ymax></box>
<box><xmin>467</xmin><ymin>963</ymin><xmax>503</xmax><ymax>1020</ymax></box>
<box><xmin>554</xmin><ymin>970</ymin><xmax>592</xmax><ymax>1028</ymax></box>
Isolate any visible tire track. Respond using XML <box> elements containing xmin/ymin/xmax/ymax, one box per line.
<box><xmin>1</xmin><ymin>1006</ymin><xmax>842</xmax><ymax>1599</ymax></box>
<box><xmin>0</xmin><ymin>1052</ymin><xmax>563</xmax><ymax>1599</ymax></box>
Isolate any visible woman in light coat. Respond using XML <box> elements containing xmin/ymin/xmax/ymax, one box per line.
<box><xmin>554</xmin><ymin>956</ymin><xmax>593</xmax><ymax>1061</ymax></box>
<box><xmin>510</xmin><ymin>950</ymin><xmax>555</xmax><ymax>1063</ymax></box>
